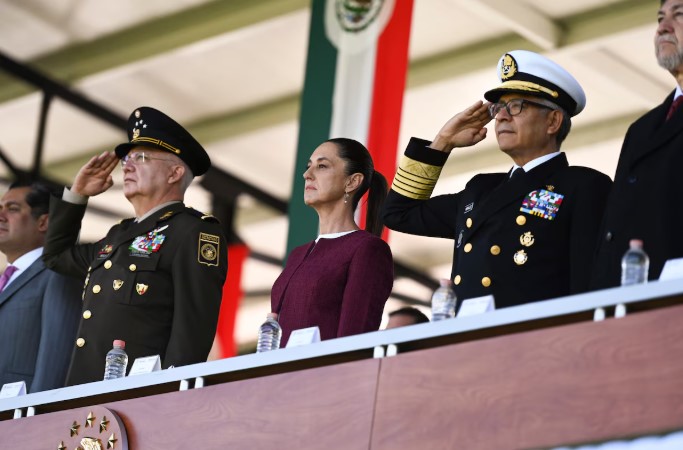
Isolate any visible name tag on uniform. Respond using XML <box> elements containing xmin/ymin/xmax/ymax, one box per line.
<box><xmin>520</xmin><ymin>189</ymin><xmax>564</xmax><ymax>220</ymax></box>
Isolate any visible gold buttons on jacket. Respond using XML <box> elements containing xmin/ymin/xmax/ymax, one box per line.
<box><xmin>92</xmin><ymin>285</ymin><xmax>101</xmax><ymax>294</ymax></box>
<box><xmin>481</xmin><ymin>277</ymin><xmax>491</xmax><ymax>287</ymax></box>
<box><xmin>516</xmin><ymin>215</ymin><xmax>526</xmax><ymax>226</ymax></box>
<box><xmin>453</xmin><ymin>275</ymin><xmax>461</xmax><ymax>285</ymax></box>
<box><xmin>76</xmin><ymin>338</ymin><xmax>85</xmax><ymax>347</ymax></box>
<box><xmin>104</xmin><ymin>260</ymin><xmax>112</xmax><ymax>269</ymax></box>
<box><xmin>490</xmin><ymin>245</ymin><xmax>501</xmax><ymax>256</ymax></box>
<box><xmin>83</xmin><ymin>310</ymin><xmax>92</xmax><ymax>319</ymax></box>
<box><xmin>129</xmin><ymin>264</ymin><xmax>137</xmax><ymax>272</ymax></box>
<box><xmin>464</xmin><ymin>243</ymin><xmax>473</xmax><ymax>253</ymax></box>
<box><xmin>466</xmin><ymin>218</ymin><xmax>473</xmax><ymax>228</ymax></box>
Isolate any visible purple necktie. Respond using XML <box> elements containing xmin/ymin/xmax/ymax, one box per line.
<box><xmin>0</xmin><ymin>265</ymin><xmax>18</xmax><ymax>292</ymax></box>
<box><xmin>666</xmin><ymin>96</ymin><xmax>683</xmax><ymax>121</ymax></box>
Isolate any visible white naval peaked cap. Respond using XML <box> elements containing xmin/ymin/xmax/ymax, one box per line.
<box><xmin>484</xmin><ymin>50</ymin><xmax>586</xmax><ymax>116</ymax></box>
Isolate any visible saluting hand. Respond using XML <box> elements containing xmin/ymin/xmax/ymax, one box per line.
<box><xmin>430</xmin><ymin>101</ymin><xmax>492</xmax><ymax>152</ymax></box>
<box><xmin>71</xmin><ymin>151</ymin><xmax>119</xmax><ymax>197</ymax></box>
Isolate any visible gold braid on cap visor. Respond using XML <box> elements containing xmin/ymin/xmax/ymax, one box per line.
<box><xmin>131</xmin><ymin>137</ymin><xmax>182</xmax><ymax>155</ymax></box>
<box><xmin>498</xmin><ymin>80</ymin><xmax>559</xmax><ymax>99</ymax></box>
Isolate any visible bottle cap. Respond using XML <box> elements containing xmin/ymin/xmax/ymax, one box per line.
<box><xmin>629</xmin><ymin>239</ymin><xmax>643</xmax><ymax>248</ymax></box>
<box><xmin>113</xmin><ymin>339</ymin><xmax>126</xmax><ymax>348</ymax></box>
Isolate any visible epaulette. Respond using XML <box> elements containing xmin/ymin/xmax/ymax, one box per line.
<box><xmin>186</xmin><ymin>207</ymin><xmax>219</xmax><ymax>223</ymax></box>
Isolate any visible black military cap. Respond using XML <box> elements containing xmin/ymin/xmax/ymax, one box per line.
<box><xmin>114</xmin><ymin>106</ymin><xmax>210</xmax><ymax>176</ymax></box>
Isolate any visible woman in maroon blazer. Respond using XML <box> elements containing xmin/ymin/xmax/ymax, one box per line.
<box><xmin>271</xmin><ymin>138</ymin><xmax>394</xmax><ymax>346</ymax></box>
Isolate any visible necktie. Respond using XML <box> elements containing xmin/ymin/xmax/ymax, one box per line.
<box><xmin>666</xmin><ymin>96</ymin><xmax>683</xmax><ymax>121</ymax></box>
<box><xmin>509</xmin><ymin>167</ymin><xmax>525</xmax><ymax>182</ymax></box>
<box><xmin>0</xmin><ymin>265</ymin><xmax>18</xmax><ymax>292</ymax></box>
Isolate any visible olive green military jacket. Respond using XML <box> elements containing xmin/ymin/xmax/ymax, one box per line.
<box><xmin>43</xmin><ymin>197</ymin><xmax>228</xmax><ymax>386</ymax></box>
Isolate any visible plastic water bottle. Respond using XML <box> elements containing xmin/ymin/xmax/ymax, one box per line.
<box><xmin>103</xmin><ymin>340</ymin><xmax>128</xmax><ymax>380</ymax></box>
<box><xmin>621</xmin><ymin>239</ymin><xmax>650</xmax><ymax>286</ymax></box>
<box><xmin>431</xmin><ymin>279</ymin><xmax>456</xmax><ymax>321</ymax></box>
<box><xmin>256</xmin><ymin>313</ymin><xmax>282</xmax><ymax>353</ymax></box>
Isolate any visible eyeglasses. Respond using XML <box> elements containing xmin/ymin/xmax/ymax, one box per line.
<box><xmin>488</xmin><ymin>99</ymin><xmax>556</xmax><ymax>118</ymax></box>
<box><xmin>120</xmin><ymin>151</ymin><xmax>173</xmax><ymax>168</ymax></box>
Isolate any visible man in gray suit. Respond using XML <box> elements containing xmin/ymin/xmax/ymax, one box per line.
<box><xmin>0</xmin><ymin>181</ymin><xmax>81</xmax><ymax>393</ymax></box>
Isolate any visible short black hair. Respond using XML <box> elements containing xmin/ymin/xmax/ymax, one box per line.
<box><xmin>8</xmin><ymin>180</ymin><xmax>58</xmax><ymax>219</ymax></box>
<box><xmin>388</xmin><ymin>306</ymin><xmax>430</xmax><ymax>324</ymax></box>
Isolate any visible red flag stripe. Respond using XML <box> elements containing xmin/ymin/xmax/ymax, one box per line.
<box><xmin>215</xmin><ymin>244</ymin><xmax>249</xmax><ymax>358</ymax></box>
<box><xmin>362</xmin><ymin>0</ymin><xmax>414</xmax><ymax>239</ymax></box>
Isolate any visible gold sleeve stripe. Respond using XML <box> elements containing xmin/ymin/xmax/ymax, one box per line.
<box><xmin>392</xmin><ymin>177</ymin><xmax>435</xmax><ymax>195</ymax></box>
<box><xmin>498</xmin><ymin>80</ymin><xmax>559</xmax><ymax>98</ymax></box>
<box><xmin>397</xmin><ymin>155</ymin><xmax>443</xmax><ymax>181</ymax></box>
<box><xmin>132</xmin><ymin>137</ymin><xmax>182</xmax><ymax>155</ymax></box>
<box><xmin>391</xmin><ymin>182</ymin><xmax>432</xmax><ymax>200</ymax></box>
<box><xmin>396</xmin><ymin>167</ymin><xmax>437</xmax><ymax>187</ymax></box>
<box><xmin>394</xmin><ymin>172</ymin><xmax>435</xmax><ymax>191</ymax></box>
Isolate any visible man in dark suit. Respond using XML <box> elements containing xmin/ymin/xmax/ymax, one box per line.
<box><xmin>383</xmin><ymin>50</ymin><xmax>612</xmax><ymax>311</ymax></box>
<box><xmin>0</xmin><ymin>181</ymin><xmax>81</xmax><ymax>392</ymax></box>
<box><xmin>43</xmin><ymin>107</ymin><xmax>228</xmax><ymax>386</ymax></box>
<box><xmin>592</xmin><ymin>0</ymin><xmax>683</xmax><ymax>288</ymax></box>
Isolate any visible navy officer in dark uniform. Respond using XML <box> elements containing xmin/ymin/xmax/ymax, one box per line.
<box><xmin>383</xmin><ymin>50</ymin><xmax>611</xmax><ymax>311</ymax></box>
<box><xmin>43</xmin><ymin>106</ymin><xmax>228</xmax><ymax>385</ymax></box>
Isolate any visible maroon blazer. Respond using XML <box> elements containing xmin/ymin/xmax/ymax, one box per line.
<box><xmin>272</xmin><ymin>230</ymin><xmax>393</xmax><ymax>346</ymax></box>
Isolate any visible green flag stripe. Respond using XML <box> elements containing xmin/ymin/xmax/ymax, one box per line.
<box><xmin>285</xmin><ymin>0</ymin><xmax>338</xmax><ymax>259</ymax></box>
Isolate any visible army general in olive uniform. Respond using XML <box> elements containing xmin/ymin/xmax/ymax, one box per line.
<box><xmin>383</xmin><ymin>50</ymin><xmax>611</xmax><ymax>311</ymax></box>
<box><xmin>43</xmin><ymin>107</ymin><xmax>228</xmax><ymax>386</ymax></box>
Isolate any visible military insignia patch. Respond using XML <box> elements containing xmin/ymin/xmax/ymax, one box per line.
<box><xmin>159</xmin><ymin>211</ymin><xmax>175</xmax><ymax>220</ymax></box>
<box><xmin>98</xmin><ymin>245</ymin><xmax>113</xmax><ymax>258</ymax></box>
<box><xmin>465</xmin><ymin>202</ymin><xmax>474</xmax><ymax>213</ymax></box>
<box><xmin>520</xmin><ymin>232</ymin><xmax>535</xmax><ymax>247</ymax></box>
<box><xmin>136</xmin><ymin>283</ymin><xmax>148</xmax><ymax>295</ymax></box>
<box><xmin>514</xmin><ymin>249</ymin><xmax>528</xmax><ymax>265</ymax></box>
<box><xmin>113</xmin><ymin>280</ymin><xmax>124</xmax><ymax>291</ymax></box>
<box><xmin>198</xmin><ymin>232</ymin><xmax>220</xmax><ymax>266</ymax></box>
<box><xmin>501</xmin><ymin>53</ymin><xmax>518</xmax><ymax>80</ymax></box>
<box><xmin>520</xmin><ymin>189</ymin><xmax>564</xmax><ymax>220</ymax></box>
<box><xmin>130</xmin><ymin>229</ymin><xmax>166</xmax><ymax>257</ymax></box>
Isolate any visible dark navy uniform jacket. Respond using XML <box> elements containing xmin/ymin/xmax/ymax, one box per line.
<box><xmin>593</xmin><ymin>91</ymin><xmax>683</xmax><ymax>288</ymax></box>
<box><xmin>44</xmin><ymin>197</ymin><xmax>227</xmax><ymax>386</ymax></box>
<box><xmin>383</xmin><ymin>137</ymin><xmax>612</xmax><ymax>310</ymax></box>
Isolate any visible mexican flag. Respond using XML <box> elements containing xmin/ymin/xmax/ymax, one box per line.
<box><xmin>285</xmin><ymin>0</ymin><xmax>414</xmax><ymax>254</ymax></box>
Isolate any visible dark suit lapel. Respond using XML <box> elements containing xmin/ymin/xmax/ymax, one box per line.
<box><xmin>467</xmin><ymin>153</ymin><xmax>568</xmax><ymax>237</ymax></box>
<box><xmin>631</xmin><ymin>92</ymin><xmax>683</xmax><ymax>166</ymax></box>
<box><xmin>0</xmin><ymin>258</ymin><xmax>45</xmax><ymax>308</ymax></box>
